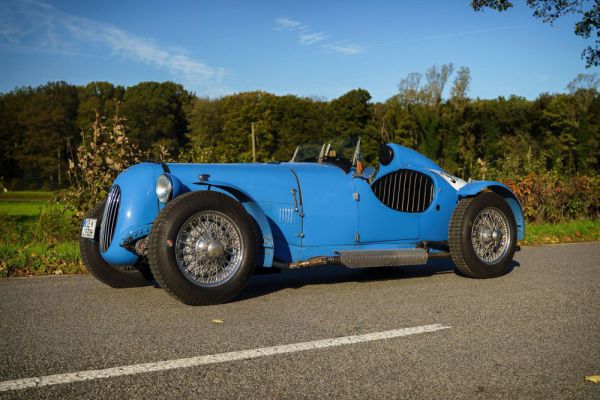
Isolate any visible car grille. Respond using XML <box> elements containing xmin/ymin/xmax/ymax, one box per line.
<box><xmin>372</xmin><ymin>169</ymin><xmax>434</xmax><ymax>213</ymax></box>
<box><xmin>99</xmin><ymin>185</ymin><xmax>121</xmax><ymax>252</ymax></box>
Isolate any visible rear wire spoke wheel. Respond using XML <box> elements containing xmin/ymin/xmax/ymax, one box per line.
<box><xmin>148</xmin><ymin>191</ymin><xmax>257</xmax><ymax>305</ymax></box>
<box><xmin>471</xmin><ymin>208</ymin><xmax>511</xmax><ymax>264</ymax></box>
<box><xmin>449</xmin><ymin>192</ymin><xmax>517</xmax><ymax>278</ymax></box>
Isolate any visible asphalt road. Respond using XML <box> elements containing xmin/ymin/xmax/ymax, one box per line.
<box><xmin>1</xmin><ymin>242</ymin><xmax>599</xmax><ymax>399</ymax></box>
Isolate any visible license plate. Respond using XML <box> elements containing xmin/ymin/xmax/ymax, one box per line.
<box><xmin>81</xmin><ymin>218</ymin><xmax>97</xmax><ymax>239</ymax></box>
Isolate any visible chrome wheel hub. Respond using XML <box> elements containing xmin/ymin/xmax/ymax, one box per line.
<box><xmin>206</xmin><ymin>240</ymin><xmax>224</xmax><ymax>257</ymax></box>
<box><xmin>471</xmin><ymin>207</ymin><xmax>511</xmax><ymax>264</ymax></box>
<box><xmin>175</xmin><ymin>211</ymin><xmax>244</xmax><ymax>287</ymax></box>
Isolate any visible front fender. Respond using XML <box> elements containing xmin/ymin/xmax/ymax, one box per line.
<box><xmin>101</xmin><ymin>163</ymin><xmax>164</xmax><ymax>266</ymax></box>
<box><xmin>458</xmin><ymin>181</ymin><xmax>525</xmax><ymax>240</ymax></box>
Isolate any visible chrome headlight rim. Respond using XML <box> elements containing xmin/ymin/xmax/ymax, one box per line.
<box><xmin>156</xmin><ymin>174</ymin><xmax>173</xmax><ymax>203</ymax></box>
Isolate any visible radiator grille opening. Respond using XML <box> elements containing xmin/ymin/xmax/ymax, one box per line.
<box><xmin>371</xmin><ymin>170</ymin><xmax>434</xmax><ymax>213</ymax></box>
<box><xmin>99</xmin><ymin>185</ymin><xmax>121</xmax><ymax>252</ymax></box>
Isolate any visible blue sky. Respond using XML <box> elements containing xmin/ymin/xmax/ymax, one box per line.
<box><xmin>0</xmin><ymin>0</ymin><xmax>592</xmax><ymax>101</ymax></box>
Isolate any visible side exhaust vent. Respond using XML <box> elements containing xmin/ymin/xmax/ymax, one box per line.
<box><xmin>99</xmin><ymin>185</ymin><xmax>121</xmax><ymax>252</ymax></box>
<box><xmin>371</xmin><ymin>169</ymin><xmax>434</xmax><ymax>213</ymax></box>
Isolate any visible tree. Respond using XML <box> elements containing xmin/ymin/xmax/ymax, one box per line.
<box><xmin>0</xmin><ymin>90</ymin><xmax>27</xmax><ymax>185</ymax></box>
<box><xmin>471</xmin><ymin>0</ymin><xmax>600</xmax><ymax>67</ymax></box>
<box><xmin>77</xmin><ymin>82</ymin><xmax>124</xmax><ymax>130</ymax></box>
<box><xmin>450</xmin><ymin>66</ymin><xmax>471</xmax><ymax>101</ymax></box>
<box><xmin>327</xmin><ymin>89</ymin><xmax>373</xmax><ymax>137</ymax></box>
<box><xmin>326</xmin><ymin>89</ymin><xmax>379</xmax><ymax>161</ymax></box>
<box><xmin>394</xmin><ymin>64</ymin><xmax>456</xmax><ymax>159</ymax></box>
<box><xmin>442</xmin><ymin>67</ymin><xmax>472</xmax><ymax>174</ymax></box>
<box><xmin>424</xmin><ymin>64</ymin><xmax>454</xmax><ymax>107</ymax></box>
<box><xmin>566</xmin><ymin>73</ymin><xmax>599</xmax><ymax>111</ymax></box>
<box><xmin>397</xmin><ymin>72</ymin><xmax>425</xmax><ymax>106</ymax></box>
<box><xmin>1</xmin><ymin>74</ymin><xmax>599</xmax><ymax>189</ymax></box>
<box><xmin>121</xmin><ymin>81</ymin><xmax>192</xmax><ymax>158</ymax></box>
<box><xmin>186</xmin><ymin>96</ymin><xmax>224</xmax><ymax>160</ymax></box>
<box><xmin>9</xmin><ymin>82</ymin><xmax>79</xmax><ymax>188</ymax></box>
<box><xmin>565</xmin><ymin>74</ymin><xmax>600</xmax><ymax>170</ymax></box>
<box><xmin>542</xmin><ymin>94</ymin><xmax>580</xmax><ymax>172</ymax></box>
<box><xmin>376</xmin><ymin>98</ymin><xmax>419</xmax><ymax>147</ymax></box>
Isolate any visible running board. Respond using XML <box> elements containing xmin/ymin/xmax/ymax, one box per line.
<box><xmin>336</xmin><ymin>249</ymin><xmax>428</xmax><ymax>268</ymax></box>
<box><xmin>274</xmin><ymin>248</ymin><xmax>435</xmax><ymax>270</ymax></box>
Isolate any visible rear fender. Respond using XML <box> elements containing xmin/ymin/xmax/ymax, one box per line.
<box><xmin>458</xmin><ymin>181</ymin><xmax>525</xmax><ymax>240</ymax></box>
<box><xmin>194</xmin><ymin>181</ymin><xmax>274</xmax><ymax>268</ymax></box>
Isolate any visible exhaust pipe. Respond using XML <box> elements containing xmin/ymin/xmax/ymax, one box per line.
<box><xmin>272</xmin><ymin>255</ymin><xmax>341</xmax><ymax>269</ymax></box>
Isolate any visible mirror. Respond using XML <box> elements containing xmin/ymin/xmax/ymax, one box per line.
<box><xmin>361</xmin><ymin>166</ymin><xmax>376</xmax><ymax>180</ymax></box>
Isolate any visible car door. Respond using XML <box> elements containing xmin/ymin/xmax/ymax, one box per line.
<box><xmin>291</xmin><ymin>165</ymin><xmax>358</xmax><ymax>246</ymax></box>
<box><xmin>354</xmin><ymin>168</ymin><xmax>434</xmax><ymax>242</ymax></box>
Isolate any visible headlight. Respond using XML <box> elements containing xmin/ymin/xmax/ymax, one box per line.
<box><xmin>156</xmin><ymin>174</ymin><xmax>173</xmax><ymax>203</ymax></box>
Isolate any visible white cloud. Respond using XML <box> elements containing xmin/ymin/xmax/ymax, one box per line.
<box><xmin>274</xmin><ymin>18</ymin><xmax>304</xmax><ymax>31</ymax></box>
<box><xmin>0</xmin><ymin>0</ymin><xmax>226</xmax><ymax>89</ymax></box>
<box><xmin>323</xmin><ymin>43</ymin><xmax>364</xmax><ymax>55</ymax></box>
<box><xmin>274</xmin><ymin>17</ymin><xmax>363</xmax><ymax>55</ymax></box>
<box><xmin>299</xmin><ymin>32</ymin><xmax>327</xmax><ymax>45</ymax></box>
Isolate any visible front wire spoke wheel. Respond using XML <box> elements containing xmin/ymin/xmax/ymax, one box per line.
<box><xmin>175</xmin><ymin>211</ymin><xmax>245</xmax><ymax>287</ymax></box>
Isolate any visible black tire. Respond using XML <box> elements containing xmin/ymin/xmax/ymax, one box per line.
<box><xmin>79</xmin><ymin>201</ymin><xmax>152</xmax><ymax>288</ymax></box>
<box><xmin>448</xmin><ymin>192</ymin><xmax>517</xmax><ymax>278</ymax></box>
<box><xmin>147</xmin><ymin>191</ymin><xmax>257</xmax><ymax>305</ymax></box>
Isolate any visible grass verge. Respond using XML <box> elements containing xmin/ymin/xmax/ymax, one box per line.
<box><xmin>522</xmin><ymin>219</ymin><xmax>600</xmax><ymax>246</ymax></box>
<box><xmin>0</xmin><ymin>241</ymin><xmax>85</xmax><ymax>277</ymax></box>
<box><xmin>0</xmin><ymin>192</ymin><xmax>84</xmax><ymax>277</ymax></box>
<box><xmin>0</xmin><ymin>201</ymin><xmax>47</xmax><ymax>216</ymax></box>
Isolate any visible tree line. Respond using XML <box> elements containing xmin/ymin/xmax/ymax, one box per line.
<box><xmin>0</xmin><ymin>65</ymin><xmax>598</xmax><ymax>189</ymax></box>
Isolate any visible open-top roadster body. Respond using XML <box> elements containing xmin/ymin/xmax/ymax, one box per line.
<box><xmin>80</xmin><ymin>142</ymin><xmax>524</xmax><ymax>305</ymax></box>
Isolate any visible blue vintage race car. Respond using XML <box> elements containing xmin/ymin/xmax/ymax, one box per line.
<box><xmin>80</xmin><ymin>142</ymin><xmax>524</xmax><ymax>305</ymax></box>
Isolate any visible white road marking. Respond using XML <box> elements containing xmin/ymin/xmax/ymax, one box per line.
<box><xmin>0</xmin><ymin>323</ymin><xmax>450</xmax><ymax>392</ymax></box>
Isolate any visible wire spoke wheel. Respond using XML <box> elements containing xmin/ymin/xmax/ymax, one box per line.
<box><xmin>175</xmin><ymin>210</ymin><xmax>244</xmax><ymax>287</ymax></box>
<box><xmin>471</xmin><ymin>207</ymin><xmax>511</xmax><ymax>265</ymax></box>
<box><xmin>148</xmin><ymin>191</ymin><xmax>257</xmax><ymax>305</ymax></box>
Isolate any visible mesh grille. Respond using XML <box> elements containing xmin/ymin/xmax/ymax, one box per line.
<box><xmin>337</xmin><ymin>249</ymin><xmax>428</xmax><ymax>268</ymax></box>
<box><xmin>372</xmin><ymin>169</ymin><xmax>434</xmax><ymax>213</ymax></box>
<box><xmin>99</xmin><ymin>185</ymin><xmax>121</xmax><ymax>252</ymax></box>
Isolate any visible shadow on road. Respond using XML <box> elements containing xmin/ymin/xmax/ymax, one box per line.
<box><xmin>237</xmin><ymin>258</ymin><xmax>520</xmax><ymax>302</ymax></box>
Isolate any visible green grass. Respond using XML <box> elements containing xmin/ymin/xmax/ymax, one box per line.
<box><xmin>0</xmin><ymin>241</ymin><xmax>84</xmax><ymax>277</ymax></box>
<box><xmin>0</xmin><ymin>201</ymin><xmax>47</xmax><ymax>216</ymax></box>
<box><xmin>523</xmin><ymin>219</ymin><xmax>600</xmax><ymax>245</ymax></box>
<box><xmin>0</xmin><ymin>192</ymin><xmax>83</xmax><ymax>277</ymax></box>
<box><xmin>0</xmin><ymin>190</ymin><xmax>54</xmax><ymax>216</ymax></box>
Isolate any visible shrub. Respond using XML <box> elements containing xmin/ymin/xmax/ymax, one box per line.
<box><xmin>58</xmin><ymin>107</ymin><xmax>142</xmax><ymax>218</ymax></box>
<box><xmin>0</xmin><ymin>212</ymin><xmax>36</xmax><ymax>242</ymax></box>
<box><xmin>177</xmin><ymin>145</ymin><xmax>226</xmax><ymax>163</ymax></box>
<box><xmin>502</xmin><ymin>172</ymin><xmax>600</xmax><ymax>223</ymax></box>
<box><xmin>35</xmin><ymin>204</ymin><xmax>79</xmax><ymax>243</ymax></box>
<box><xmin>471</xmin><ymin>148</ymin><xmax>600</xmax><ymax>223</ymax></box>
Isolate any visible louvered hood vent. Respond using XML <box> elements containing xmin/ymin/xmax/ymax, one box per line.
<box><xmin>371</xmin><ymin>169</ymin><xmax>434</xmax><ymax>213</ymax></box>
<box><xmin>99</xmin><ymin>185</ymin><xmax>121</xmax><ymax>252</ymax></box>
